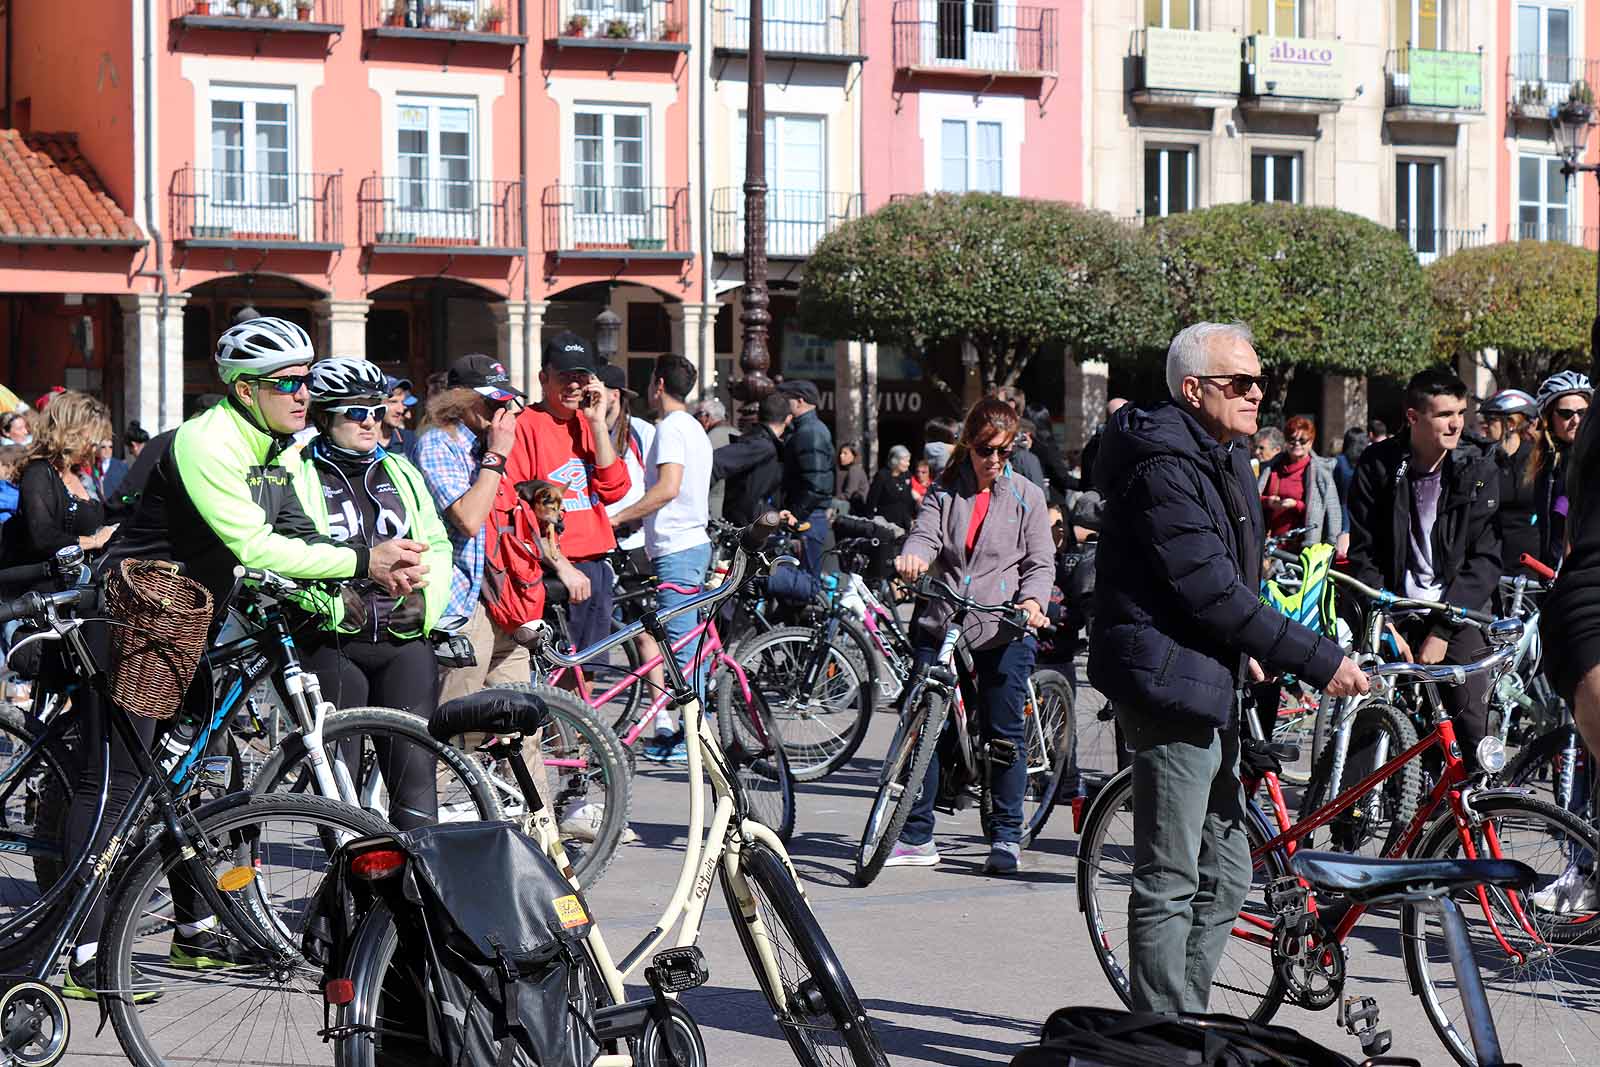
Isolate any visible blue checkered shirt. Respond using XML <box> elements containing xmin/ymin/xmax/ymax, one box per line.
<box><xmin>415</xmin><ymin>424</ymin><xmax>484</xmax><ymax>621</ymax></box>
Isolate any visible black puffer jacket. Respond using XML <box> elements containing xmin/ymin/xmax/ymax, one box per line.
<box><xmin>1089</xmin><ymin>402</ymin><xmax>1342</xmax><ymax>730</ymax></box>
<box><xmin>712</xmin><ymin>426</ymin><xmax>782</xmax><ymax>526</ymax></box>
<box><xmin>1345</xmin><ymin>433</ymin><xmax>1502</xmax><ymax>641</ymax></box>
<box><xmin>1496</xmin><ymin>446</ymin><xmax>1541</xmax><ymax>575</ymax></box>
<box><xmin>1543</xmin><ymin>462</ymin><xmax>1600</xmax><ymax>699</ymax></box>
<box><xmin>781</xmin><ymin>409</ymin><xmax>834</xmax><ymax>516</ymax></box>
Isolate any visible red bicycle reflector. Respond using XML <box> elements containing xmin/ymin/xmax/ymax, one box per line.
<box><xmin>350</xmin><ymin>848</ymin><xmax>406</xmax><ymax>881</ymax></box>
<box><xmin>1072</xmin><ymin>795</ymin><xmax>1086</xmax><ymax>834</ymax></box>
<box><xmin>325</xmin><ymin>978</ymin><xmax>355</xmax><ymax>1005</ymax></box>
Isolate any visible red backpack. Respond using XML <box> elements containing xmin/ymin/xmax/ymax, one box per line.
<box><xmin>480</xmin><ymin>478</ymin><xmax>547</xmax><ymax>642</ymax></box>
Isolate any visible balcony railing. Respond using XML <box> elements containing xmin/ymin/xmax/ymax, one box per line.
<box><xmin>1400</xmin><ymin>225</ymin><xmax>1487</xmax><ymax>265</ymax></box>
<box><xmin>1385</xmin><ymin>47</ymin><xmax>1483</xmax><ymax>111</ymax></box>
<box><xmin>712</xmin><ymin>188</ymin><xmax>861</xmax><ymax>259</ymax></box>
<box><xmin>359</xmin><ymin>176</ymin><xmax>523</xmax><ymax>253</ymax></box>
<box><xmin>541</xmin><ymin>185</ymin><xmax>691</xmax><ymax>258</ymax></box>
<box><xmin>891</xmin><ymin>0</ymin><xmax>1056</xmax><ymax>77</ymax></box>
<box><xmin>1506</xmin><ymin>54</ymin><xmax>1600</xmax><ymax>120</ymax></box>
<box><xmin>710</xmin><ymin>0</ymin><xmax>859</xmax><ymax>58</ymax></box>
<box><xmin>1509</xmin><ymin>221</ymin><xmax>1600</xmax><ymax>249</ymax></box>
<box><xmin>170</xmin><ymin>167</ymin><xmax>342</xmax><ymax>249</ymax></box>
<box><xmin>364</xmin><ymin>0</ymin><xmax>521</xmax><ymax>39</ymax></box>
<box><xmin>546</xmin><ymin>0</ymin><xmax>686</xmax><ymax>47</ymax></box>
<box><xmin>170</xmin><ymin>0</ymin><xmax>343</xmax><ymax>29</ymax></box>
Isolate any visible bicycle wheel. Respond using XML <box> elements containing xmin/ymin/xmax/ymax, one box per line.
<box><xmin>451</xmin><ymin>683</ymin><xmax>633</xmax><ymax>888</ymax></box>
<box><xmin>722</xmin><ymin>840</ymin><xmax>888</xmax><ymax>1067</ymax></box>
<box><xmin>1077</xmin><ymin>767</ymin><xmax>1289</xmax><ymax>1023</ymax></box>
<box><xmin>977</xmin><ymin>669</ymin><xmax>1076</xmax><ymax>848</ymax></box>
<box><xmin>0</xmin><ymin>703</ymin><xmax>72</xmax><ymax>914</ymax></box>
<box><xmin>249</xmin><ymin>706</ymin><xmax>501</xmax><ymax>827</ymax></box>
<box><xmin>714</xmin><ymin>674</ymin><xmax>797</xmax><ymax>842</ymax></box>
<box><xmin>1502</xmin><ymin>724</ymin><xmax>1590</xmax><ymax>818</ymax></box>
<box><xmin>1268</xmin><ymin>690</ymin><xmax>1319</xmax><ymax>787</ymax></box>
<box><xmin>855</xmin><ymin>685</ymin><xmax>945</xmax><ymax>888</ymax></box>
<box><xmin>1298</xmin><ymin>701</ymin><xmax>1420</xmax><ymax>859</ymax></box>
<box><xmin>101</xmin><ymin>793</ymin><xmax>393</xmax><ymax>1067</ymax></box>
<box><xmin>1403</xmin><ymin>793</ymin><xmax>1600</xmax><ymax>1067</ymax></box>
<box><xmin>727</xmin><ymin>625</ymin><xmax>873</xmax><ymax>782</ymax></box>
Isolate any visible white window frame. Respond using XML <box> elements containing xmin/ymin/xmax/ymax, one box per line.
<box><xmin>1401</xmin><ymin>0</ymin><xmax>1443</xmax><ymax>50</ymax></box>
<box><xmin>1397</xmin><ymin>157</ymin><xmax>1443</xmax><ymax>263</ymax></box>
<box><xmin>393</xmin><ymin>95</ymin><xmax>478</xmax><ymax>240</ymax></box>
<box><xmin>936</xmin><ymin>117</ymin><xmax>1005</xmax><ymax>194</ymax></box>
<box><xmin>735</xmin><ymin>112</ymin><xmax>828</xmax><ymax>257</ymax></box>
<box><xmin>1518</xmin><ymin>152</ymin><xmax>1573</xmax><ymax>242</ymax></box>
<box><xmin>1251</xmin><ymin>151</ymin><xmax>1301</xmax><ymax>204</ymax></box>
<box><xmin>1516</xmin><ymin>3</ymin><xmax>1574</xmax><ymax>86</ymax></box>
<box><xmin>572</xmin><ymin>102</ymin><xmax>651</xmax><ymax>244</ymax></box>
<box><xmin>1147</xmin><ymin>0</ymin><xmax>1194</xmax><ymax>29</ymax></box>
<box><xmin>1144</xmin><ymin>144</ymin><xmax>1196</xmax><ymax>218</ymax></box>
<box><xmin>206</xmin><ymin>84</ymin><xmax>296</xmax><ymax>235</ymax></box>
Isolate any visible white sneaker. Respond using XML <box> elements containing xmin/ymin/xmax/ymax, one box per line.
<box><xmin>559</xmin><ymin>802</ymin><xmax>639</xmax><ymax>845</ymax></box>
<box><xmin>1531</xmin><ymin>860</ymin><xmax>1599</xmax><ymax>914</ymax></box>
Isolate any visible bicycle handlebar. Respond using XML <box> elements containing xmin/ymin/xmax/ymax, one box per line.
<box><xmin>0</xmin><ymin>585</ymin><xmax>94</xmax><ymax>627</ymax></box>
<box><xmin>910</xmin><ymin>575</ymin><xmax>1031</xmax><ymax>629</ymax></box>
<box><xmin>1268</xmin><ymin>549</ymin><xmax>1492</xmax><ymax>626</ymax></box>
<box><xmin>1518</xmin><ymin>553</ymin><xmax>1557</xmax><ymax>582</ymax></box>
<box><xmin>231</xmin><ymin>565</ymin><xmax>305</xmax><ymax>598</ymax></box>
<box><xmin>1366</xmin><ymin>634</ymin><xmax>1522</xmax><ymax>687</ymax></box>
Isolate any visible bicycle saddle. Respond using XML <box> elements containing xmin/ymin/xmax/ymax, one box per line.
<box><xmin>543</xmin><ymin>573</ymin><xmax>569</xmax><ymax>606</ymax></box>
<box><xmin>1240</xmin><ymin>737</ymin><xmax>1299</xmax><ymax>776</ymax></box>
<box><xmin>429</xmin><ymin>688</ymin><xmax>551</xmax><ymax>742</ymax></box>
<box><xmin>1290</xmin><ymin>849</ymin><xmax>1537</xmax><ymax>904</ymax></box>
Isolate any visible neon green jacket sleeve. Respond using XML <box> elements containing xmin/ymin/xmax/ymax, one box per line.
<box><xmin>390</xmin><ymin>454</ymin><xmax>452</xmax><ymax>635</ymax></box>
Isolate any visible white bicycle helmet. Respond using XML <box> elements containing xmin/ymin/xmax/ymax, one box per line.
<box><xmin>307</xmin><ymin>357</ymin><xmax>387</xmax><ymax>405</ymax></box>
<box><xmin>214</xmin><ymin>317</ymin><xmax>316</xmax><ymax>383</ymax></box>
<box><xmin>1537</xmin><ymin>369</ymin><xmax>1593</xmax><ymax>413</ymax></box>
<box><xmin>1481</xmin><ymin>388</ymin><xmax>1539</xmax><ymax>419</ymax></box>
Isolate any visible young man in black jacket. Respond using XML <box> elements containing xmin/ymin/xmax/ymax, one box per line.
<box><xmin>711</xmin><ymin>393</ymin><xmax>790</xmax><ymax>525</ymax></box>
<box><xmin>776</xmin><ymin>379</ymin><xmax>834</xmax><ymax>574</ymax></box>
<box><xmin>1345</xmin><ymin>367</ymin><xmax>1503</xmax><ymax>766</ymax></box>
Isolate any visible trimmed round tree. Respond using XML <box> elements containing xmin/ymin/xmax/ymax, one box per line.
<box><xmin>797</xmin><ymin>193</ymin><xmax>1173</xmax><ymax>397</ymax></box>
<box><xmin>1429</xmin><ymin>239</ymin><xmax>1595</xmax><ymax>392</ymax></box>
<box><xmin>1152</xmin><ymin>203</ymin><xmax>1436</xmax><ymax>404</ymax></box>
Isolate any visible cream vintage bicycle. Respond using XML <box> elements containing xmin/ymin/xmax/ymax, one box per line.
<box><xmin>327</xmin><ymin>514</ymin><xmax>889</xmax><ymax>1067</ymax></box>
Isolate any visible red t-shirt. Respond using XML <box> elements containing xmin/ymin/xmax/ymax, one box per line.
<box><xmin>1264</xmin><ymin>454</ymin><xmax>1310</xmax><ymax>538</ymax></box>
<box><xmin>505</xmin><ymin>405</ymin><xmax>631</xmax><ymax>562</ymax></box>
<box><xmin>965</xmin><ymin>487</ymin><xmax>991</xmax><ymax>558</ymax></box>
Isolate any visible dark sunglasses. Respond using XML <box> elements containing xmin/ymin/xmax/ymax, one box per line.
<box><xmin>250</xmin><ymin>374</ymin><xmax>313</xmax><ymax>395</ymax></box>
<box><xmin>972</xmin><ymin>443</ymin><xmax>1015</xmax><ymax>460</ymax></box>
<box><xmin>1195</xmin><ymin>373</ymin><xmax>1268</xmax><ymax>397</ymax></box>
<box><xmin>1553</xmin><ymin>406</ymin><xmax>1589</xmax><ymax>421</ymax></box>
<box><xmin>325</xmin><ymin>403</ymin><xmax>385</xmax><ymax>423</ymax></box>
<box><xmin>1287</xmin><ymin>436</ymin><xmax>1313</xmax><ymax>446</ymax></box>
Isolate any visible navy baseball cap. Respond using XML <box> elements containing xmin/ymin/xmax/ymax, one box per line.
<box><xmin>446</xmin><ymin>354</ymin><xmax>524</xmax><ymax>402</ymax></box>
<box><xmin>595</xmin><ymin>363</ymin><xmax>635</xmax><ymax>395</ymax></box>
<box><xmin>384</xmin><ymin>374</ymin><xmax>418</xmax><ymax>407</ymax></box>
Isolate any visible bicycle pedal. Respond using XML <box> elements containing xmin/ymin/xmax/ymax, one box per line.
<box><xmin>649</xmin><ymin>946</ymin><xmax>709</xmax><ymax>993</ymax></box>
<box><xmin>987</xmin><ymin>739</ymin><xmax>1018</xmax><ymax>765</ymax></box>
<box><xmin>1338</xmin><ymin>995</ymin><xmax>1391</xmax><ymax>1057</ymax></box>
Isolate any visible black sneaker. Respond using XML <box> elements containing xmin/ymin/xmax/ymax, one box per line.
<box><xmin>983</xmin><ymin>841</ymin><xmax>1021</xmax><ymax>876</ymax></box>
<box><xmin>62</xmin><ymin>956</ymin><xmax>163</xmax><ymax>1003</ymax></box>
<box><xmin>170</xmin><ymin>929</ymin><xmax>251</xmax><ymax>970</ymax></box>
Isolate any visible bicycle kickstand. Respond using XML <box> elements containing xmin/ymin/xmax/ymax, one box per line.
<box><xmin>1337</xmin><ymin>994</ymin><xmax>1392</xmax><ymax>1058</ymax></box>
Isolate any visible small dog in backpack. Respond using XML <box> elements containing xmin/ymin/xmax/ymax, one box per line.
<box><xmin>516</xmin><ymin>479</ymin><xmax>565</xmax><ymax>556</ymax></box>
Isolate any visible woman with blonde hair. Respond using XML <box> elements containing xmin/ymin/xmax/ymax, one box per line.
<box><xmin>0</xmin><ymin>390</ymin><xmax>117</xmax><ymax>589</ymax></box>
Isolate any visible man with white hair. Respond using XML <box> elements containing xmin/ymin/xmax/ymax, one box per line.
<box><xmin>1089</xmin><ymin>322</ymin><xmax>1367</xmax><ymax>1014</ymax></box>
<box><xmin>693</xmin><ymin>395</ymin><xmax>734</xmax><ymax>521</ymax></box>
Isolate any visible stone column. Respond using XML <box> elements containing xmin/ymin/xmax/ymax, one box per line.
<box><xmin>492</xmin><ymin>300</ymin><xmax>529</xmax><ymax>395</ymax></box>
<box><xmin>1320</xmin><ymin>374</ymin><xmax>1367</xmax><ymax>455</ymax></box>
<box><xmin>119</xmin><ymin>291</ymin><xmax>189</xmax><ymax>433</ymax></box>
<box><xmin>314</xmin><ymin>298</ymin><xmax>371</xmax><ymax>360</ymax></box>
<box><xmin>670</xmin><ymin>302</ymin><xmax>719</xmax><ymax>399</ymax></box>
<box><xmin>1060</xmin><ymin>356</ymin><xmax>1109</xmax><ymax>452</ymax></box>
<box><xmin>521</xmin><ymin>300</ymin><xmax>549</xmax><ymax>402</ymax></box>
<box><xmin>834</xmin><ymin>341</ymin><xmax>866</xmax><ymax>449</ymax></box>
<box><xmin>861</xmin><ymin>342</ymin><xmax>880</xmax><ymax>470</ymax></box>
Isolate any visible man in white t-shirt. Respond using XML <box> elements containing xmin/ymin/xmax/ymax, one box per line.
<box><xmin>609</xmin><ymin>354</ymin><xmax>713</xmax><ymax>762</ymax></box>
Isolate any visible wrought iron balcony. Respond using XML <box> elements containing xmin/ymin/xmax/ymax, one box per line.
<box><xmin>1508</xmin><ymin>221</ymin><xmax>1600</xmax><ymax>249</ymax></box>
<box><xmin>546</xmin><ymin>0</ymin><xmax>687</xmax><ymax>50</ymax></box>
<box><xmin>541</xmin><ymin>184</ymin><xmax>691</xmax><ymax>260</ymax></box>
<box><xmin>359</xmin><ymin>176</ymin><xmax>523</xmax><ymax>254</ymax></box>
<box><xmin>1401</xmin><ymin>224</ymin><xmax>1487</xmax><ymax>265</ymax></box>
<box><xmin>169</xmin><ymin>0</ymin><xmax>343</xmax><ymax>32</ymax></box>
<box><xmin>1385</xmin><ymin>47</ymin><xmax>1484</xmax><ymax>116</ymax></box>
<box><xmin>710</xmin><ymin>0</ymin><xmax>860</xmax><ymax>60</ymax></box>
<box><xmin>170</xmin><ymin>167</ymin><xmax>342</xmax><ymax>250</ymax></box>
<box><xmin>712</xmin><ymin>187</ymin><xmax>861</xmax><ymax>259</ymax></box>
<box><xmin>891</xmin><ymin>0</ymin><xmax>1056</xmax><ymax>78</ymax></box>
<box><xmin>363</xmin><ymin>0</ymin><xmax>522</xmax><ymax>42</ymax></box>
<box><xmin>1506</xmin><ymin>54</ymin><xmax>1600</xmax><ymax>122</ymax></box>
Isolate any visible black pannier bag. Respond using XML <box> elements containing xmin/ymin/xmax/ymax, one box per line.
<box><xmin>316</xmin><ymin>820</ymin><xmax>601</xmax><ymax>1067</ymax></box>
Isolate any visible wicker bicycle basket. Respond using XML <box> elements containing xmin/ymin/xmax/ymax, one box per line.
<box><xmin>104</xmin><ymin>559</ymin><xmax>213</xmax><ymax>719</ymax></box>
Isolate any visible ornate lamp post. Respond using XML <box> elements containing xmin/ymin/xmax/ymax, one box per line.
<box><xmin>594</xmin><ymin>306</ymin><xmax>622</xmax><ymax>366</ymax></box>
<box><xmin>1553</xmin><ymin>95</ymin><xmax>1600</xmax><ymax>318</ymax></box>
<box><xmin>733</xmin><ymin>0</ymin><xmax>773</xmax><ymax>426</ymax></box>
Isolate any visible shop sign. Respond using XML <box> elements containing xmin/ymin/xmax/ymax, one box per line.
<box><xmin>1143</xmin><ymin>28</ymin><xmax>1243</xmax><ymax>95</ymax></box>
<box><xmin>1251</xmin><ymin>35</ymin><xmax>1347</xmax><ymax>99</ymax></box>
<box><xmin>1408</xmin><ymin>49</ymin><xmax>1482</xmax><ymax>109</ymax></box>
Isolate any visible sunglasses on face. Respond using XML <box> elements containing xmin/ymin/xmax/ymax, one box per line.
<box><xmin>1196</xmin><ymin>373</ymin><xmax>1269</xmax><ymax>397</ymax></box>
<box><xmin>251</xmin><ymin>374</ymin><xmax>313</xmax><ymax>395</ymax></box>
<box><xmin>1288</xmin><ymin>436</ymin><xmax>1313</xmax><ymax>446</ymax></box>
<box><xmin>325</xmin><ymin>404</ymin><xmax>384</xmax><ymax>424</ymax></box>
<box><xmin>1553</xmin><ymin>406</ymin><xmax>1589</xmax><ymax>421</ymax></box>
<box><xmin>972</xmin><ymin>443</ymin><xmax>1015</xmax><ymax>460</ymax></box>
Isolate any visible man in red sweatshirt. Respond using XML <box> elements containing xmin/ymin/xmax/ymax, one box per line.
<box><xmin>507</xmin><ymin>331</ymin><xmax>630</xmax><ymax>650</ymax></box>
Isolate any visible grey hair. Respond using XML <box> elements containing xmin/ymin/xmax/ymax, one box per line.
<box><xmin>692</xmin><ymin>397</ymin><xmax>726</xmax><ymax>423</ymax></box>
<box><xmin>1165</xmin><ymin>322</ymin><xmax>1255</xmax><ymax>401</ymax></box>
<box><xmin>1253</xmin><ymin>426</ymin><xmax>1285</xmax><ymax>450</ymax></box>
<box><xmin>888</xmin><ymin>444</ymin><xmax>911</xmax><ymax>464</ymax></box>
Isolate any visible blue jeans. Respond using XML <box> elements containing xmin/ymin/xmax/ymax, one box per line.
<box><xmin>799</xmin><ymin>508</ymin><xmax>829</xmax><ymax>577</ymax></box>
<box><xmin>652</xmin><ymin>543</ymin><xmax>712</xmax><ymax>698</ymax></box>
<box><xmin>902</xmin><ymin>636</ymin><xmax>1037</xmax><ymax>846</ymax></box>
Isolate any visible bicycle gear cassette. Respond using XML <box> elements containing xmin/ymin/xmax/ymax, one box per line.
<box><xmin>0</xmin><ymin>981</ymin><xmax>70</xmax><ymax>1067</ymax></box>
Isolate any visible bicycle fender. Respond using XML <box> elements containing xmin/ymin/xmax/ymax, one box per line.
<box><xmin>114</xmin><ymin>790</ymin><xmax>260</xmax><ymax>877</ymax></box>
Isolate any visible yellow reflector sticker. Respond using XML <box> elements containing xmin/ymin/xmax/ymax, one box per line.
<box><xmin>554</xmin><ymin>894</ymin><xmax>589</xmax><ymax>929</ymax></box>
<box><xmin>217</xmin><ymin>866</ymin><xmax>256</xmax><ymax>892</ymax></box>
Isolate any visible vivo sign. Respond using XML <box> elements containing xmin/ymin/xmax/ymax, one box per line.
<box><xmin>1251</xmin><ymin>35</ymin><xmax>1347</xmax><ymax>100</ymax></box>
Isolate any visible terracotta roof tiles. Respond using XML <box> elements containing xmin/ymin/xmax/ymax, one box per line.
<box><xmin>0</xmin><ymin>130</ymin><xmax>142</xmax><ymax>244</ymax></box>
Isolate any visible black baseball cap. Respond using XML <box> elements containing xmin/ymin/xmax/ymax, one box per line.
<box><xmin>446</xmin><ymin>353</ymin><xmax>524</xmax><ymax>402</ymax></box>
<box><xmin>776</xmin><ymin>379</ymin><xmax>820</xmax><ymax>407</ymax></box>
<box><xmin>542</xmin><ymin>331</ymin><xmax>597</xmax><ymax>375</ymax></box>
<box><xmin>595</xmin><ymin>363</ymin><xmax>635</xmax><ymax>395</ymax></box>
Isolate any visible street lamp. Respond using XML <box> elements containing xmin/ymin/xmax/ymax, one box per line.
<box><xmin>733</xmin><ymin>0</ymin><xmax>773</xmax><ymax>426</ymax></box>
<box><xmin>1553</xmin><ymin>97</ymin><xmax>1600</xmax><ymax>315</ymax></box>
<box><xmin>594</xmin><ymin>306</ymin><xmax>622</xmax><ymax>366</ymax></box>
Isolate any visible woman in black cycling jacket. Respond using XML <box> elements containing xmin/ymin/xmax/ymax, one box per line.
<box><xmin>291</xmin><ymin>357</ymin><xmax>454</xmax><ymax>830</ymax></box>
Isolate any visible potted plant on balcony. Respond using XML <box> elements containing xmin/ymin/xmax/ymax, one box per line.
<box><xmin>231</xmin><ymin>0</ymin><xmax>252</xmax><ymax>13</ymax></box>
<box><xmin>426</xmin><ymin>2</ymin><xmax>449</xmax><ymax>29</ymax></box>
<box><xmin>564</xmin><ymin>12</ymin><xmax>587</xmax><ymax>35</ymax></box>
<box><xmin>446</xmin><ymin>5</ymin><xmax>473</xmax><ymax>29</ymax></box>
<box><xmin>295</xmin><ymin>0</ymin><xmax>313</xmax><ymax>20</ymax></box>
<box><xmin>658</xmin><ymin>16</ymin><xmax>682</xmax><ymax>41</ymax></box>
<box><xmin>478</xmin><ymin>5</ymin><xmax>505</xmax><ymax>32</ymax></box>
<box><xmin>252</xmin><ymin>0</ymin><xmax>282</xmax><ymax>18</ymax></box>
<box><xmin>1567</xmin><ymin>78</ymin><xmax>1597</xmax><ymax>122</ymax></box>
<box><xmin>192</xmin><ymin>0</ymin><xmax>212</xmax><ymax>15</ymax></box>
<box><xmin>384</xmin><ymin>3</ymin><xmax>406</xmax><ymax>25</ymax></box>
<box><xmin>603</xmin><ymin>17</ymin><xmax>634</xmax><ymax>39</ymax></box>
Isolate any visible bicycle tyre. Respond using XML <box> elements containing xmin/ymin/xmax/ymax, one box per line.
<box><xmin>248</xmin><ymin>705</ymin><xmax>502</xmax><ymax>827</ymax></box>
<box><xmin>714</xmin><ymin>673</ymin><xmax>797</xmax><ymax>842</ymax></box>
<box><xmin>855</xmin><ymin>685</ymin><xmax>946</xmax><ymax>888</ymax></box>
<box><xmin>455</xmin><ymin>682</ymin><xmax>633</xmax><ymax>888</ymax></box>
<box><xmin>1501</xmin><ymin>724</ymin><xmax>1588</xmax><ymax>817</ymax></box>
<box><xmin>101</xmin><ymin>792</ymin><xmax>394</xmax><ymax>1067</ymax></box>
<box><xmin>722</xmin><ymin>840</ymin><xmax>889</xmax><ymax>1067</ymax></box>
<box><xmin>1022</xmin><ymin>669</ymin><xmax>1077</xmax><ymax>847</ymax></box>
<box><xmin>0</xmin><ymin>703</ymin><xmax>73</xmax><ymax>904</ymax></box>
<box><xmin>1298</xmin><ymin>701</ymin><xmax>1421</xmax><ymax>859</ymax></box>
<box><xmin>1076</xmin><ymin>766</ymin><xmax>1289</xmax><ymax>1023</ymax></box>
<box><xmin>1402</xmin><ymin>792</ymin><xmax>1600</xmax><ymax>1067</ymax></box>
<box><xmin>725</xmin><ymin>625</ymin><xmax>873</xmax><ymax>782</ymax></box>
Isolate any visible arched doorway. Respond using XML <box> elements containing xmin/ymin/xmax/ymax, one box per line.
<box><xmin>366</xmin><ymin>278</ymin><xmax>503</xmax><ymax>395</ymax></box>
<box><xmin>182</xmin><ymin>274</ymin><xmax>326</xmax><ymax>416</ymax></box>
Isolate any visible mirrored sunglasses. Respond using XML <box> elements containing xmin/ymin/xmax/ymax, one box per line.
<box><xmin>325</xmin><ymin>403</ymin><xmax>385</xmax><ymax>424</ymax></box>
